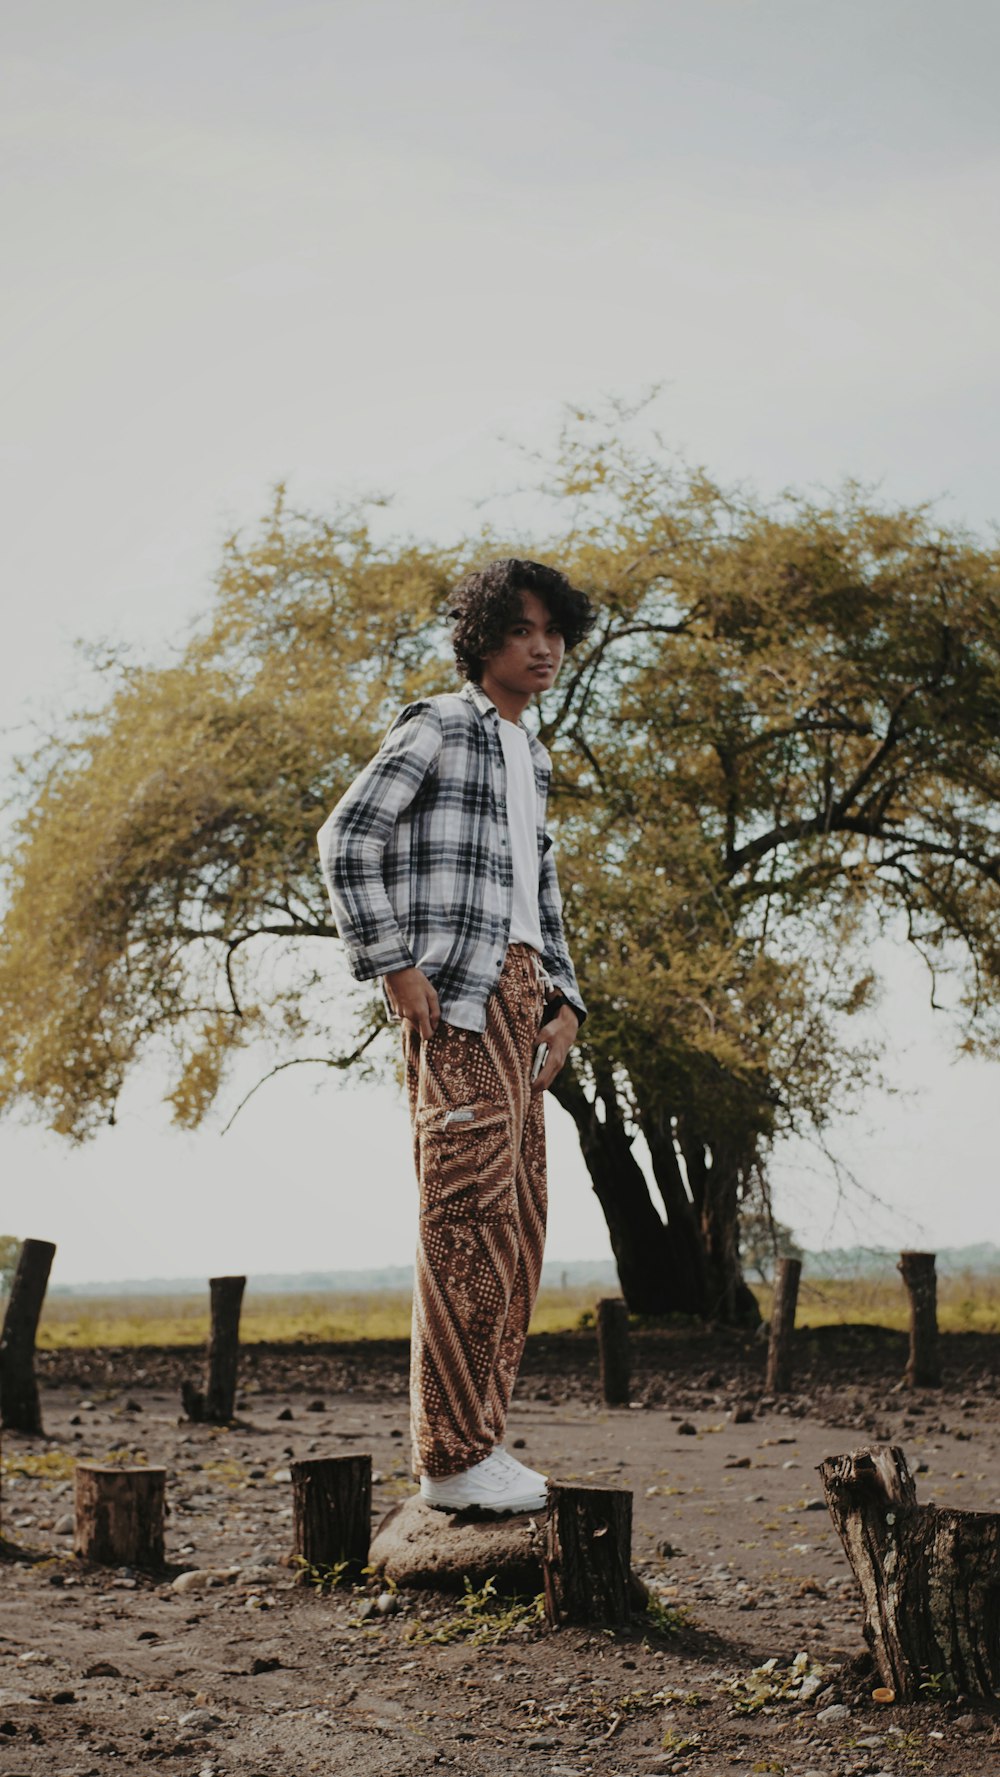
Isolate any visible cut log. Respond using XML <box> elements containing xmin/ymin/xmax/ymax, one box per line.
<box><xmin>291</xmin><ymin>1455</ymin><xmax>371</xmax><ymax>1576</ymax></box>
<box><xmin>765</xmin><ymin>1256</ymin><xmax>802</xmax><ymax>1395</ymax></box>
<box><xmin>543</xmin><ymin>1482</ymin><xmax>633</xmax><ymax>1627</ymax></box>
<box><xmin>818</xmin><ymin>1443</ymin><xmax>1000</xmax><ymax>1699</ymax></box>
<box><xmin>0</xmin><ymin>1239</ymin><xmax>56</xmax><ymax>1434</ymax></box>
<box><xmin>370</xmin><ymin>1494</ymin><xmax>544</xmax><ymax>1594</ymax></box>
<box><xmin>596</xmin><ymin>1297</ymin><xmax>631</xmax><ymax>1406</ymax></box>
<box><xmin>75</xmin><ymin>1463</ymin><xmax>166</xmax><ymax>1569</ymax></box>
<box><xmin>898</xmin><ymin>1251</ymin><xmax>941</xmax><ymax>1387</ymax></box>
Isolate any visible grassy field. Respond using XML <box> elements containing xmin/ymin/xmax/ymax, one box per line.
<box><xmin>31</xmin><ymin>1271</ymin><xmax>1000</xmax><ymax>1348</ymax></box>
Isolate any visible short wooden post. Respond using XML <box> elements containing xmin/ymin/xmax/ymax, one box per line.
<box><xmin>75</xmin><ymin>1463</ymin><xmax>166</xmax><ymax>1569</ymax></box>
<box><xmin>291</xmin><ymin>1455</ymin><xmax>371</xmax><ymax>1576</ymax></box>
<box><xmin>898</xmin><ymin>1251</ymin><xmax>941</xmax><ymax>1387</ymax></box>
<box><xmin>0</xmin><ymin>1239</ymin><xmax>56</xmax><ymax>1433</ymax></box>
<box><xmin>543</xmin><ymin>1482</ymin><xmax>633</xmax><ymax>1628</ymax></box>
<box><xmin>205</xmin><ymin>1275</ymin><xmax>246</xmax><ymax>1421</ymax></box>
<box><xmin>596</xmin><ymin>1297</ymin><xmax>631</xmax><ymax>1406</ymax></box>
<box><xmin>182</xmin><ymin>1275</ymin><xmax>246</xmax><ymax>1423</ymax></box>
<box><xmin>818</xmin><ymin>1443</ymin><xmax>1000</xmax><ymax>1699</ymax></box>
<box><xmin>765</xmin><ymin>1256</ymin><xmax>802</xmax><ymax>1394</ymax></box>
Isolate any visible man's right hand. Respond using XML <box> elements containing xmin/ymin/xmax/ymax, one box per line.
<box><xmin>384</xmin><ymin>966</ymin><xmax>441</xmax><ymax>1041</ymax></box>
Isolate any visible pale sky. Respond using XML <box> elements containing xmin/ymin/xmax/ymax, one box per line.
<box><xmin>2</xmin><ymin>0</ymin><xmax>999</xmax><ymax>1284</ymax></box>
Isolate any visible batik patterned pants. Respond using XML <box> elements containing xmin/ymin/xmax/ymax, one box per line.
<box><xmin>401</xmin><ymin>942</ymin><xmax>548</xmax><ymax>1479</ymax></box>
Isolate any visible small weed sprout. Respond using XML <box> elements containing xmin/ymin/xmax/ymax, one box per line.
<box><xmin>405</xmin><ymin>1575</ymin><xmax>545</xmax><ymax>1647</ymax></box>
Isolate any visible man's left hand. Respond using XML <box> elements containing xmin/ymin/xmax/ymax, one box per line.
<box><xmin>531</xmin><ymin>1003</ymin><xmax>580</xmax><ymax>1093</ymax></box>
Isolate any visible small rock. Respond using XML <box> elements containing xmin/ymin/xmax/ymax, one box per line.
<box><xmin>171</xmin><ymin>1570</ymin><xmax>205</xmax><ymax>1594</ymax></box>
<box><xmin>178</xmin><ymin>1707</ymin><xmax>221</xmax><ymax>1729</ymax></box>
<box><xmin>782</xmin><ymin>1459</ymin><xmax>800</xmax><ymax>1469</ymax></box>
<box><xmin>54</xmin><ymin>1514</ymin><xmax>74</xmax><ymax>1535</ymax></box>
<box><xmin>390</xmin><ymin>1428</ymin><xmax>404</xmax><ymax>1440</ymax></box>
<box><xmin>525</xmin><ymin>1734</ymin><xmax>558</xmax><ymax>1749</ymax></box>
<box><xmin>248</xmin><ymin>1467</ymin><xmax>266</xmax><ymax>1479</ymax></box>
<box><xmin>276</xmin><ymin>1408</ymin><xmax>294</xmax><ymax>1422</ymax></box>
<box><xmin>249</xmin><ymin>1656</ymin><xmax>282</xmax><ymax>1675</ymax></box>
<box><xmin>731</xmin><ymin>1402</ymin><xmax>754</xmax><ymax>1423</ymax></box>
<box><xmin>306</xmin><ymin>1399</ymin><xmax>325</xmax><ymax>1412</ymax></box>
<box><xmin>375</xmin><ymin>1591</ymin><xmax>399</xmax><ymax>1615</ymax></box>
<box><xmin>84</xmin><ymin>1661</ymin><xmax>121</xmax><ymax>1678</ymax></box>
<box><xmin>272</xmin><ymin>1468</ymin><xmax>292</xmax><ymax>1484</ymax></box>
<box><xmin>50</xmin><ymin>1690</ymin><xmax>76</xmax><ymax>1704</ymax></box>
<box><xmin>803</xmin><ymin>1497</ymin><xmax>826</xmax><ymax>1511</ymax></box>
<box><xmin>511</xmin><ymin>1437</ymin><xmax>526</xmax><ymax>1449</ymax></box>
<box><xmin>816</xmin><ymin>1703</ymin><xmax>850</xmax><ymax>1723</ymax></box>
<box><xmin>724</xmin><ymin>1456</ymin><xmax>751</xmax><ymax>1469</ymax></box>
<box><xmin>677</xmin><ymin>1421</ymin><xmax>697</xmax><ymax>1436</ymax></box>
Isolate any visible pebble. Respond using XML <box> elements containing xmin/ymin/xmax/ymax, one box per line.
<box><xmin>178</xmin><ymin>1707</ymin><xmax>221</xmax><ymax>1729</ymax></box>
<box><xmin>816</xmin><ymin>1703</ymin><xmax>850</xmax><ymax>1723</ymax></box>
<box><xmin>54</xmin><ymin>1515</ymin><xmax>74</xmax><ymax>1536</ymax></box>
<box><xmin>171</xmin><ymin>1570</ymin><xmax>206</xmax><ymax>1594</ymax></box>
<box><xmin>272</xmin><ymin>1469</ymin><xmax>292</xmax><ymax>1484</ymax></box>
<box><xmin>677</xmin><ymin>1421</ymin><xmax>697</xmax><ymax>1436</ymax></box>
<box><xmin>375</xmin><ymin>1592</ymin><xmax>399</xmax><ymax>1615</ymax></box>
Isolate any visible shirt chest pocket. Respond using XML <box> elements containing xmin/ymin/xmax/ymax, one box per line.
<box><xmin>415</xmin><ymin>1102</ymin><xmax>516</xmax><ymax>1223</ymax></box>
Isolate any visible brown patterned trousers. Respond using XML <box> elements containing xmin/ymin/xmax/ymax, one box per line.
<box><xmin>401</xmin><ymin>943</ymin><xmax>548</xmax><ymax>1479</ymax></box>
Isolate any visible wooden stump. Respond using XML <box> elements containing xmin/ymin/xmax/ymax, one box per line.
<box><xmin>818</xmin><ymin>1444</ymin><xmax>1000</xmax><ymax>1699</ymax></box>
<box><xmin>898</xmin><ymin>1251</ymin><xmax>941</xmax><ymax>1387</ymax></box>
<box><xmin>291</xmin><ymin>1455</ymin><xmax>371</xmax><ymax>1576</ymax></box>
<box><xmin>596</xmin><ymin>1297</ymin><xmax>631</xmax><ymax>1406</ymax></box>
<box><xmin>182</xmin><ymin>1275</ymin><xmax>246</xmax><ymax>1424</ymax></box>
<box><xmin>75</xmin><ymin>1463</ymin><xmax>166</xmax><ymax>1569</ymax></box>
<box><xmin>543</xmin><ymin>1482</ymin><xmax>632</xmax><ymax>1627</ymax></box>
<box><xmin>0</xmin><ymin>1239</ymin><xmax>56</xmax><ymax>1433</ymax></box>
<box><xmin>765</xmin><ymin>1256</ymin><xmax>802</xmax><ymax>1394</ymax></box>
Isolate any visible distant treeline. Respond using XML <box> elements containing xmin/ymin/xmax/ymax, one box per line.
<box><xmin>45</xmin><ymin>1245</ymin><xmax>1000</xmax><ymax>1298</ymax></box>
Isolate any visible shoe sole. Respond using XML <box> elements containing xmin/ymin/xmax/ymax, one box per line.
<box><xmin>421</xmin><ymin>1494</ymin><xmax>549</xmax><ymax>1516</ymax></box>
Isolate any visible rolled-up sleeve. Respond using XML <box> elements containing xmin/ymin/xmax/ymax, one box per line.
<box><xmin>317</xmin><ymin>702</ymin><xmax>443</xmax><ymax>981</ymax></box>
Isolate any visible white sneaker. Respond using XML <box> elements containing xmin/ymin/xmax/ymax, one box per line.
<box><xmin>419</xmin><ymin>1449</ymin><xmax>549</xmax><ymax>1515</ymax></box>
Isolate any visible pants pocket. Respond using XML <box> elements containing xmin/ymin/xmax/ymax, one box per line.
<box><xmin>416</xmin><ymin>1101</ymin><xmax>515</xmax><ymax>1223</ymax></box>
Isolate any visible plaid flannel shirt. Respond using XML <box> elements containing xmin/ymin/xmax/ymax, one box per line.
<box><xmin>317</xmin><ymin>680</ymin><xmax>587</xmax><ymax>1034</ymax></box>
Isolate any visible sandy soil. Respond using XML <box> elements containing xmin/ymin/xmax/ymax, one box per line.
<box><xmin>3</xmin><ymin>1326</ymin><xmax>1000</xmax><ymax>1777</ymax></box>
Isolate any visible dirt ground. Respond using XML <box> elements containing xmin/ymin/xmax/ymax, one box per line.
<box><xmin>3</xmin><ymin>1325</ymin><xmax>1000</xmax><ymax>1777</ymax></box>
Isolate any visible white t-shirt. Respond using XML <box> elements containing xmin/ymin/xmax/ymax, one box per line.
<box><xmin>498</xmin><ymin>718</ymin><xmax>544</xmax><ymax>953</ymax></box>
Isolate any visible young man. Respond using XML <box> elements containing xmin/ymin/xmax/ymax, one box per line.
<box><xmin>317</xmin><ymin>558</ymin><xmax>594</xmax><ymax>1514</ymax></box>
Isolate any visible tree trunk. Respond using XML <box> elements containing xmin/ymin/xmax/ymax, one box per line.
<box><xmin>0</xmin><ymin>1239</ymin><xmax>56</xmax><ymax>1433</ymax></box>
<box><xmin>898</xmin><ymin>1251</ymin><xmax>941</xmax><ymax>1387</ymax></box>
<box><xmin>818</xmin><ymin>1444</ymin><xmax>1000</xmax><ymax>1700</ymax></box>
<box><xmin>291</xmin><ymin>1455</ymin><xmax>372</xmax><ymax>1576</ymax></box>
<box><xmin>543</xmin><ymin>1482</ymin><xmax>633</xmax><ymax>1628</ymax></box>
<box><xmin>765</xmin><ymin>1257</ymin><xmax>802</xmax><ymax>1393</ymax></box>
<box><xmin>552</xmin><ymin>1068</ymin><xmax>700</xmax><ymax>1313</ymax></box>
<box><xmin>75</xmin><ymin>1463</ymin><xmax>166</xmax><ymax>1569</ymax></box>
<box><xmin>596</xmin><ymin>1298</ymin><xmax>631</xmax><ymax>1406</ymax></box>
<box><xmin>205</xmin><ymin>1276</ymin><xmax>246</xmax><ymax>1422</ymax></box>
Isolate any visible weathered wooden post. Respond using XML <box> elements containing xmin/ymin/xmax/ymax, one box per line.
<box><xmin>596</xmin><ymin>1297</ymin><xmax>631</xmax><ymax>1406</ymax></box>
<box><xmin>765</xmin><ymin>1256</ymin><xmax>802</xmax><ymax>1394</ymax></box>
<box><xmin>182</xmin><ymin>1275</ymin><xmax>246</xmax><ymax>1423</ymax></box>
<box><xmin>0</xmin><ymin>1239</ymin><xmax>56</xmax><ymax>1434</ymax></box>
<box><xmin>818</xmin><ymin>1444</ymin><xmax>1000</xmax><ymax>1700</ymax></box>
<box><xmin>291</xmin><ymin>1455</ymin><xmax>371</xmax><ymax>1576</ymax></box>
<box><xmin>543</xmin><ymin>1482</ymin><xmax>633</xmax><ymax>1627</ymax></box>
<box><xmin>75</xmin><ymin>1463</ymin><xmax>166</xmax><ymax>1569</ymax></box>
<box><xmin>898</xmin><ymin>1251</ymin><xmax>941</xmax><ymax>1387</ymax></box>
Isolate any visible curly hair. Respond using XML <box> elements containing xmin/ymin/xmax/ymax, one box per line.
<box><xmin>448</xmin><ymin>558</ymin><xmax>597</xmax><ymax>683</ymax></box>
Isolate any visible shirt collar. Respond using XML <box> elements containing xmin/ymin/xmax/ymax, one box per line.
<box><xmin>460</xmin><ymin>679</ymin><xmax>528</xmax><ymax>735</ymax></box>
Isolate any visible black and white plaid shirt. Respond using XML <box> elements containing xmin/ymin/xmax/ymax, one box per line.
<box><xmin>317</xmin><ymin>680</ymin><xmax>586</xmax><ymax>1033</ymax></box>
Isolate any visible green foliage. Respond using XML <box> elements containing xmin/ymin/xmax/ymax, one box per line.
<box><xmin>644</xmin><ymin>1589</ymin><xmax>691</xmax><ymax>1635</ymax></box>
<box><xmin>0</xmin><ymin>1235</ymin><xmax>20</xmax><ymax>1295</ymax></box>
<box><xmin>404</xmin><ymin>1574</ymin><xmax>546</xmax><ymax>1646</ymax></box>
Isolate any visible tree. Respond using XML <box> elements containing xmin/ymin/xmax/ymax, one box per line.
<box><xmin>0</xmin><ymin>1237</ymin><xmax>21</xmax><ymax>1299</ymax></box>
<box><xmin>2</xmin><ymin>415</ymin><xmax>999</xmax><ymax>1321</ymax></box>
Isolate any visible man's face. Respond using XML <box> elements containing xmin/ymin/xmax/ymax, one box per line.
<box><xmin>480</xmin><ymin>591</ymin><xmax>566</xmax><ymax>703</ymax></box>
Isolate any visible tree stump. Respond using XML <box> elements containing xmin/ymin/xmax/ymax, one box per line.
<box><xmin>75</xmin><ymin>1463</ymin><xmax>166</xmax><ymax>1569</ymax></box>
<box><xmin>898</xmin><ymin>1251</ymin><xmax>941</xmax><ymax>1387</ymax></box>
<box><xmin>596</xmin><ymin>1296</ymin><xmax>631</xmax><ymax>1406</ymax></box>
<box><xmin>182</xmin><ymin>1275</ymin><xmax>246</xmax><ymax>1424</ymax></box>
<box><xmin>291</xmin><ymin>1455</ymin><xmax>371</xmax><ymax>1576</ymax></box>
<box><xmin>0</xmin><ymin>1239</ymin><xmax>56</xmax><ymax>1433</ymax></box>
<box><xmin>543</xmin><ymin>1482</ymin><xmax>633</xmax><ymax>1627</ymax></box>
<box><xmin>818</xmin><ymin>1443</ymin><xmax>1000</xmax><ymax>1699</ymax></box>
<box><xmin>765</xmin><ymin>1256</ymin><xmax>802</xmax><ymax>1394</ymax></box>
